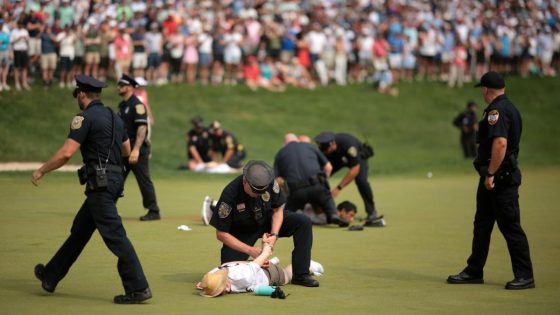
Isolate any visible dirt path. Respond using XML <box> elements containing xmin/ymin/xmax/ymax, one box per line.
<box><xmin>0</xmin><ymin>162</ymin><xmax>80</xmax><ymax>172</ymax></box>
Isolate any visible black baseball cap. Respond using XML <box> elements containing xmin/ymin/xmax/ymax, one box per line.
<box><xmin>73</xmin><ymin>74</ymin><xmax>107</xmax><ymax>97</ymax></box>
<box><xmin>191</xmin><ymin>116</ymin><xmax>204</xmax><ymax>128</ymax></box>
<box><xmin>474</xmin><ymin>71</ymin><xmax>505</xmax><ymax>89</ymax></box>
<box><xmin>243</xmin><ymin>160</ymin><xmax>274</xmax><ymax>194</ymax></box>
<box><xmin>118</xmin><ymin>74</ymin><xmax>139</xmax><ymax>87</ymax></box>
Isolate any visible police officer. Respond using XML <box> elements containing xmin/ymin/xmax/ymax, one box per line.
<box><xmin>185</xmin><ymin>116</ymin><xmax>212</xmax><ymax>171</ymax></box>
<box><xmin>209</xmin><ymin>120</ymin><xmax>246</xmax><ymax>168</ymax></box>
<box><xmin>210</xmin><ymin>160</ymin><xmax>319</xmax><ymax>287</ymax></box>
<box><xmin>117</xmin><ymin>74</ymin><xmax>161</xmax><ymax>221</ymax></box>
<box><xmin>31</xmin><ymin>75</ymin><xmax>152</xmax><ymax>303</ymax></box>
<box><xmin>447</xmin><ymin>71</ymin><xmax>535</xmax><ymax>290</ymax></box>
<box><xmin>314</xmin><ymin>132</ymin><xmax>385</xmax><ymax>227</ymax></box>
<box><xmin>274</xmin><ymin>133</ymin><xmax>348</xmax><ymax>227</ymax></box>
<box><xmin>453</xmin><ymin>100</ymin><xmax>478</xmax><ymax>158</ymax></box>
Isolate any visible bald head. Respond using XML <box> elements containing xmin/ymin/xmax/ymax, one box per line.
<box><xmin>284</xmin><ymin>133</ymin><xmax>299</xmax><ymax>145</ymax></box>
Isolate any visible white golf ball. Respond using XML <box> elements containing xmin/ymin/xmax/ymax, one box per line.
<box><xmin>427</xmin><ymin>172</ymin><xmax>433</xmax><ymax>179</ymax></box>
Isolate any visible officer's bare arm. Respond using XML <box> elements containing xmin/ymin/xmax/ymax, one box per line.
<box><xmin>338</xmin><ymin>164</ymin><xmax>360</xmax><ymax>189</ymax></box>
<box><xmin>189</xmin><ymin>145</ymin><xmax>204</xmax><ymax>163</ymax></box>
<box><xmin>122</xmin><ymin>139</ymin><xmax>131</xmax><ymax>157</ymax></box>
<box><xmin>216</xmin><ymin>230</ymin><xmax>262</xmax><ymax>258</ymax></box>
<box><xmin>487</xmin><ymin>137</ymin><xmax>507</xmax><ymax>175</ymax></box>
<box><xmin>31</xmin><ymin>139</ymin><xmax>81</xmax><ymax>186</ymax></box>
<box><xmin>133</xmin><ymin>125</ymin><xmax>147</xmax><ymax>152</ymax></box>
<box><xmin>269</xmin><ymin>207</ymin><xmax>283</xmax><ymax>247</ymax></box>
<box><xmin>324</xmin><ymin>162</ymin><xmax>333</xmax><ymax>177</ymax></box>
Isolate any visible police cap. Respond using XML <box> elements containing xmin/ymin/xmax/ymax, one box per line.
<box><xmin>73</xmin><ymin>74</ymin><xmax>107</xmax><ymax>97</ymax></box>
<box><xmin>474</xmin><ymin>71</ymin><xmax>505</xmax><ymax>89</ymax></box>
<box><xmin>314</xmin><ymin>132</ymin><xmax>335</xmax><ymax>144</ymax></box>
<box><xmin>191</xmin><ymin>116</ymin><xmax>204</xmax><ymax>128</ymax></box>
<box><xmin>243</xmin><ymin>160</ymin><xmax>274</xmax><ymax>194</ymax></box>
<box><xmin>118</xmin><ymin>74</ymin><xmax>139</xmax><ymax>88</ymax></box>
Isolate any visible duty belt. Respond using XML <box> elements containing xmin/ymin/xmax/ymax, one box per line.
<box><xmin>289</xmin><ymin>175</ymin><xmax>323</xmax><ymax>191</ymax></box>
<box><xmin>85</xmin><ymin>164</ymin><xmax>123</xmax><ymax>174</ymax></box>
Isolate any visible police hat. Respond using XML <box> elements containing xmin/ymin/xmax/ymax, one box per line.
<box><xmin>314</xmin><ymin>132</ymin><xmax>335</xmax><ymax>144</ymax></box>
<box><xmin>191</xmin><ymin>116</ymin><xmax>204</xmax><ymax>128</ymax></box>
<box><xmin>474</xmin><ymin>71</ymin><xmax>505</xmax><ymax>89</ymax></box>
<box><xmin>118</xmin><ymin>74</ymin><xmax>139</xmax><ymax>88</ymax></box>
<box><xmin>243</xmin><ymin>160</ymin><xmax>274</xmax><ymax>194</ymax></box>
<box><xmin>73</xmin><ymin>74</ymin><xmax>107</xmax><ymax>97</ymax></box>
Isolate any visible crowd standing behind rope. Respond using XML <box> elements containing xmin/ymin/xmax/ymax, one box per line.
<box><xmin>0</xmin><ymin>0</ymin><xmax>559</xmax><ymax>93</ymax></box>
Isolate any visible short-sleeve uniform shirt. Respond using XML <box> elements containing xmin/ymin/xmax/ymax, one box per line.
<box><xmin>117</xmin><ymin>94</ymin><xmax>149</xmax><ymax>155</ymax></box>
<box><xmin>325</xmin><ymin>133</ymin><xmax>363</xmax><ymax>173</ymax></box>
<box><xmin>210</xmin><ymin>176</ymin><xmax>286</xmax><ymax>235</ymax></box>
<box><xmin>187</xmin><ymin>128</ymin><xmax>211</xmax><ymax>162</ymax></box>
<box><xmin>274</xmin><ymin>142</ymin><xmax>328</xmax><ymax>183</ymax></box>
<box><xmin>68</xmin><ymin>100</ymin><xmax>128</xmax><ymax>166</ymax></box>
<box><xmin>476</xmin><ymin>94</ymin><xmax>522</xmax><ymax>164</ymax></box>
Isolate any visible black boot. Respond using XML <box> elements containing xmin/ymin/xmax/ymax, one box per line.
<box><xmin>114</xmin><ymin>288</ymin><xmax>152</xmax><ymax>304</ymax></box>
<box><xmin>34</xmin><ymin>264</ymin><xmax>57</xmax><ymax>293</ymax></box>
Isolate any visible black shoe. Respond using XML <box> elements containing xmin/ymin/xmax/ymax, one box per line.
<box><xmin>505</xmin><ymin>277</ymin><xmax>535</xmax><ymax>290</ymax></box>
<box><xmin>330</xmin><ymin>214</ymin><xmax>349</xmax><ymax>227</ymax></box>
<box><xmin>114</xmin><ymin>288</ymin><xmax>152</xmax><ymax>304</ymax></box>
<box><xmin>140</xmin><ymin>211</ymin><xmax>160</xmax><ymax>221</ymax></box>
<box><xmin>291</xmin><ymin>274</ymin><xmax>319</xmax><ymax>287</ymax></box>
<box><xmin>34</xmin><ymin>264</ymin><xmax>56</xmax><ymax>293</ymax></box>
<box><xmin>364</xmin><ymin>214</ymin><xmax>386</xmax><ymax>227</ymax></box>
<box><xmin>447</xmin><ymin>271</ymin><xmax>484</xmax><ymax>284</ymax></box>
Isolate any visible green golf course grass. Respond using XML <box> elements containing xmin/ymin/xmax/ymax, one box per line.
<box><xmin>0</xmin><ymin>169</ymin><xmax>558</xmax><ymax>314</ymax></box>
<box><xmin>1</xmin><ymin>78</ymin><xmax>559</xmax><ymax>313</ymax></box>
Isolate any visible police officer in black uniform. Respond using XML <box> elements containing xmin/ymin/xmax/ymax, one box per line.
<box><xmin>209</xmin><ymin>120</ymin><xmax>246</xmax><ymax>168</ymax></box>
<box><xmin>117</xmin><ymin>74</ymin><xmax>161</xmax><ymax>221</ymax></box>
<box><xmin>274</xmin><ymin>133</ymin><xmax>348</xmax><ymax>227</ymax></box>
<box><xmin>314</xmin><ymin>132</ymin><xmax>385</xmax><ymax>227</ymax></box>
<box><xmin>210</xmin><ymin>160</ymin><xmax>319</xmax><ymax>287</ymax></box>
<box><xmin>185</xmin><ymin>116</ymin><xmax>212</xmax><ymax>171</ymax></box>
<box><xmin>447</xmin><ymin>71</ymin><xmax>535</xmax><ymax>290</ymax></box>
<box><xmin>32</xmin><ymin>75</ymin><xmax>152</xmax><ymax>304</ymax></box>
<box><xmin>453</xmin><ymin>100</ymin><xmax>479</xmax><ymax>158</ymax></box>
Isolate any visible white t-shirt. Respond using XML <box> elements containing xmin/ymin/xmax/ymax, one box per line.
<box><xmin>56</xmin><ymin>31</ymin><xmax>76</xmax><ymax>58</ymax></box>
<box><xmin>307</xmin><ymin>30</ymin><xmax>327</xmax><ymax>54</ymax></box>
<box><xmin>145</xmin><ymin>31</ymin><xmax>162</xmax><ymax>53</ymax></box>
<box><xmin>10</xmin><ymin>28</ymin><xmax>29</xmax><ymax>51</ymax></box>
<box><xmin>209</xmin><ymin>262</ymin><xmax>269</xmax><ymax>293</ymax></box>
<box><xmin>198</xmin><ymin>32</ymin><xmax>213</xmax><ymax>54</ymax></box>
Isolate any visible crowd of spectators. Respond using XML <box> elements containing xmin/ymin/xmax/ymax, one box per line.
<box><xmin>0</xmin><ymin>0</ymin><xmax>559</xmax><ymax>93</ymax></box>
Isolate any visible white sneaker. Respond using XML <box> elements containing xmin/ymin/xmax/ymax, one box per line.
<box><xmin>309</xmin><ymin>260</ymin><xmax>324</xmax><ymax>276</ymax></box>
<box><xmin>201</xmin><ymin>196</ymin><xmax>213</xmax><ymax>225</ymax></box>
<box><xmin>269</xmin><ymin>257</ymin><xmax>280</xmax><ymax>265</ymax></box>
<box><xmin>3</xmin><ymin>84</ymin><xmax>10</xmax><ymax>91</ymax></box>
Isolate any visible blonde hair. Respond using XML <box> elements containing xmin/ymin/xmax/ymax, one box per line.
<box><xmin>199</xmin><ymin>269</ymin><xmax>229</xmax><ymax>297</ymax></box>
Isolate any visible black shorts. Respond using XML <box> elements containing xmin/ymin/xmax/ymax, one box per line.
<box><xmin>100</xmin><ymin>56</ymin><xmax>110</xmax><ymax>69</ymax></box>
<box><xmin>74</xmin><ymin>56</ymin><xmax>84</xmax><ymax>66</ymax></box>
<box><xmin>13</xmin><ymin>50</ymin><xmax>28</xmax><ymax>69</ymax></box>
<box><xmin>59</xmin><ymin>56</ymin><xmax>73</xmax><ymax>71</ymax></box>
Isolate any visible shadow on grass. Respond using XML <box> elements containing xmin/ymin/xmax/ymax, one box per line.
<box><xmin>1</xmin><ymin>278</ymin><xmax>108</xmax><ymax>303</ymax></box>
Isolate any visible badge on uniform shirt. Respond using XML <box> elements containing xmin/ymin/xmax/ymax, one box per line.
<box><xmin>135</xmin><ymin>104</ymin><xmax>146</xmax><ymax>115</ymax></box>
<box><xmin>261</xmin><ymin>191</ymin><xmax>270</xmax><ymax>202</ymax></box>
<box><xmin>192</xmin><ymin>135</ymin><xmax>198</xmax><ymax>142</ymax></box>
<box><xmin>237</xmin><ymin>203</ymin><xmax>246</xmax><ymax>212</ymax></box>
<box><xmin>70</xmin><ymin>116</ymin><xmax>84</xmax><ymax>130</ymax></box>
<box><xmin>342</xmin><ymin>156</ymin><xmax>348</xmax><ymax>164</ymax></box>
<box><xmin>487</xmin><ymin>109</ymin><xmax>499</xmax><ymax>125</ymax></box>
<box><xmin>125</xmin><ymin>107</ymin><xmax>130</xmax><ymax>114</ymax></box>
<box><xmin>348</xmin><ymin>146</ymin><xmax>358</xmax><ymax>158</ymax></box>
<box><xmin>218</xmin><ymin>202</ymin><xmax>232</xmax><ymax>218</ymax></box>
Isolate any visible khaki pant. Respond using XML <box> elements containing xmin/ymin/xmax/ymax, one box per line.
<box><xmin>41</xmin><ymin>53</ymin><xmax>57</xmax><ymax>70</ymax></box>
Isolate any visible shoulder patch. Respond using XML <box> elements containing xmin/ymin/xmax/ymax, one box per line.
<box><xmin>487</xmin><ymin>109</ymin><xmax>499</xmax><ymax>126</ymax></box>
<box><xmin>218</xmin><ymin>202</ymin><xmax>232</xmax><ymax>218</ymax></box>
<box><xmin>261</xmin><ymin>191</ymin><xmax>270</xmax><ymax>202</ymax></box>
<box><xmin>272</xmin><ymin>180</ymin><xmax>280</xmax><ymax>194</ymax></box>
<box><xmin>348</xmin><ymin>146</ymin><xmax>358</xmax><ymax>158</ymax></box>
<box><xmin>135</xmin><ymin>104</ymin><xmax>146</xmax><ymax>115</ymax></box>
<box><xmin>71</xmin><ymin>116</ymin><xmax>85</xmax><ymax>130</ymax></box>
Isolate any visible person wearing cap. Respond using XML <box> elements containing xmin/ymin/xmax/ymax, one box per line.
<box><xmin>314</xmin><ymin>132</ymin><xmax>385</xmax><ymax>227</ymax></box>
<box><xmin>31</xmin><ymin>74</ymin><xmax>152</xmax><ymax>304</ymax></box>
<box><xmin>447</xmin><ymin>71</ymin><xmax>535</xmax><ymax>290</ymax></box>
<box><xmin>184</xmin><ymin>116</ymin><xmax>212</xmax><ymax>171</ymax></box>
<box><xmin>209</xmin><ymin>120</ymin><xmax>246</xmax><ymax>169</ymax></box>
<box><xmin>210</xmin><ymin>160</ymin><xmax>320</xmax><ymax>287</ymax></box>
<box><xmin>452</xmin><ymin>100</ymin><xmax>479</xmax><ymax>158</ymax></box>
<box><xmin>273</xmin><ymin>133</ymin><xmax>349</xmax><ymax>227</ymax></box>
<box><xmin>117</xmin><ymin>74</ymin><xmax>162</xmax><ymax>221</ymax></box>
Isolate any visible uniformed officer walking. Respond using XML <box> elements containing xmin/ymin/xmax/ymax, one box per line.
<box><xmin>185</xmin><ymin>116</ymin><xmax>212</xmax><ymax>171</ymax></box>
<box><xmin>314</xmin><ymin>132</ymin><xmax>385</xmax><ymax>227</ymax></box>
<box><xmin>210</xmin><ymin>160</ymin><xmax>320</xmax><ymax>287</ymax></box>
<box><xmin>447</xmin><ymin>71</ymin><xmax>535</xmax><ymax>290</ymax></box>
<box><xmin>453</xmin><ymin>100</ymin><xmax>478</xmax><ymax>158</ymax></box>
<box><xmin>117</xmin><ymin>74</ymin><xmax>161</xmax><ymax>221</ymax></box>
<box><xmin>31</xmin><ymin>75</ymin><xmax>152</xmax><ymax>303</ymax></box>
<box><xmin>274</xmin><ymin>133</ymin><xmax>348</xmax><ymax>227</ymax></box>
<box><xmin>208</xmin><ymin>120</ymin><xmax>246</xmax><ymax>168</ymax></box>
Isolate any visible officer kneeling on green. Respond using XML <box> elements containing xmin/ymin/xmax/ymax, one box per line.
<box><xmin>31</xmin><ymin>75</ymin><xmax>152</xmax><ymax>303</ymax></box>
<box><xmin>210</xmin><ymin>160</ymin><xmax>319</xmax><ymax>287</ymax></box>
